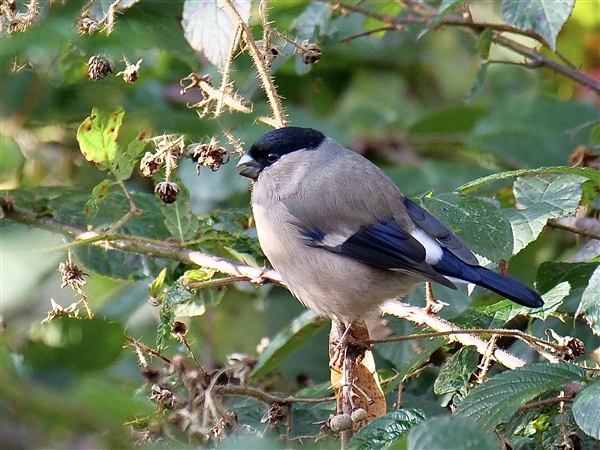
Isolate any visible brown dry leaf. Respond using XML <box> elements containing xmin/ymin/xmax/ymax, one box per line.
<box><xmin>329</xmin><ymin>320</ymin><xmax>386</xmax><ymax>433</ymax></box>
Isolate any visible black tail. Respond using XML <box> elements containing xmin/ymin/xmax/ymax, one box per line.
<box><xmin>432</xmin><ymin>250</ymin><xmax>544</xmax><ymax>308</ymax></box>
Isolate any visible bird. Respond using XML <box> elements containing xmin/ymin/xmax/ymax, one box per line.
<box><xmin>236</xmin><ymin>126</ymin><xmax>544</xmax><ymax>324</ymax></box>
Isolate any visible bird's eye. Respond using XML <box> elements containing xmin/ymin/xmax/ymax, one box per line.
<box><xmin>266</xmin><ymin>153</ymin><xmax>279</xmax><ymax>163</ymax></box>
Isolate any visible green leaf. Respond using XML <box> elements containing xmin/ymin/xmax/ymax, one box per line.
<box><xmin>148</xmin><ymin>267</ymin><xmax>168</xmax><ymax>298</ymax></box>
<box><xmin>363</xmin><ymin>2</ymin><xmax>403</xmax><ymax>38</ymax></box>
<box><xmin>457</xmin><ymin>166</ymin><xmax>600</xmax><ymax>195</ymax></box>
<box><xmin>407</xmin><ymin>415</ymin><xmax>498</xmax><ymax>450</ymax></box>
<box><xmin>500</xmin><ymin>0</ymin><xmax>575</xmax><ymax>51</ymax></box>
<box><xmin>290</xmin><ymin>1</ymin><xmax>336</xmax><ymax>41</ymax></box>
<box><xmin>348</xmin><ymin>409</ymin><xmax>426</xmax><ymax>450</ymax></box>
<box><xmin>507</xmin><ymin>174</ymin><xmax>585</xmax><ymax>254</ymax></box>
<box><xmin>434</xmin><ymin>346</ymin><xmax>479</xmax><ymax>397</ymax></box>
<box><xmin>113</xmin><ymin>133</ymin><xmax>149</xmax><ymax>180</ymax></box>
<box><xmin>576</xmin><ymin>265</ymin><xmax>600</xmax><ymax>335</ymax></box>
<box><xmin>183</xmin><ymin>268</ymin><xmax>216</xmax><ymax>283</ymax></box>
<box><xmin>465</xmin><ymin>62</ymin><xmax>488</xmax><ymax>106</ymax></box>
<box><xmin>181</xmin><ymin>0</ymin><xmax>251</xmax><ymax>70</ymax></box>
<box><xmin>160</xmin><ymin>181</ymin><xmax>199</xmax><ymax>242</ymax></box>
<box><xmin>590</xmin><ymin>123</ymin><xmax>600</xmax><ymax>147</ymax></box>
<box><xmin>535</xmin><ymin>262</ymin><xmax>599</xmax><ymax>294</ymax></box>
<box><xmin>86</xmin><ymin>179</ymin><xmax>118</xmax><ymax>208</ymax></box>
<box><xmin>77</xmin><ymin>107</ymin><xmax>124</xmax><ymax>165</ymax></box>
<box><xmin>455</xmin><ymin>362</ymin><xmax>585</xmax><ymax>429</ymax></box>
<box><xmin>573</xmin><ymin>377</ymin><xmax>600</xmax><ymax>439</ymax></box>
<box><xmin>421</xmin><ymin>193</ymin><xmax>513</xmax><ymax>262</ymax></box>
<box><xmin>476</xmin><ymin>28</ymin><xmax>493</xmax><ymax>60</ymax></box>
<box><xmin>23</xmin><ymin>317</ymin><xmax>125</xmax><ymax>373</ymax></box>
<box><xmin>528</xmin><ymin>281</ymin><xmax>570</xmax><ymax>320</ymax></box>
<box><xmin>250</xmin><ymin>310</ymin><xmax>328</xmax><ymax>380</ymax></box>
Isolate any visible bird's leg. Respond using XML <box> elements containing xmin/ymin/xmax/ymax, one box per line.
<box><xmin>424</xmin><ymin>281</ymin><xmax>448</xmax><ymax>314</ymax></box>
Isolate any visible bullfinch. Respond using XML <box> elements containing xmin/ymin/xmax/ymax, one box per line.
<box><xmin>236</xmin><ymin>127</ymin><xmax>543</xmax><ymax>322</ymax></box>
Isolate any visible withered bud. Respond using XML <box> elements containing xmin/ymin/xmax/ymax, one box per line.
<box><xmin>260</xmin><ymin>403</ymin><xmax>285</xmax><ymax>424</ymax></box>
<box><xmin>87</xmin><ymin>55</ymin><xmax>115</xmax><ymax>80</ymax></box>
<box><xmin>77</xmin><ymin>17</ymin><xmax>98</xmax><ymax>35</ymax></box>
<box><xmin>171</xmin><ymin>321</ymin><xmax>187</xmax><ymax>337</ymax></box>
<box><xmin>140</xmin><ymin>152</ymin><xmax>161</xmax><ymax>177</ymax></box>
<box><xmin>155</xmin><ymin>181</ymin><xmax>180</xmax><ymax>204</ymax></box>
<box><xmin>58</xmin><ymin>261</ymin><xmax>88</xmax><ymax>290</ymax></box>
<box><xmin>117</xmin><ymin>57</ymin><xmax>142</xmax><ymax>84</ymax></box>
<box><xmin>300</xmin><ymin>40</ymin><xmax>322</xmax><ymax>65</ymax></box>
<box><xmin>187</xmin><ymin>142</ymin><xmax>230</xmax><ymax>173</ymax></box>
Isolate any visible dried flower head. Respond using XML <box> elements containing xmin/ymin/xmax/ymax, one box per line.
<box><xmin>140</xmin><ymin>151</ymin><xmax>161</xmax><ymax>177</ymax></box>
<box><xmin>87</xmin><ymin>55</ymin><xmax>115</xmax><ymax>80</ymax></box>
<box><xmin>155</xmin><ymin>181</ymin><xmax>180</xmax><ymax>204</ymax></box>
<box><xmin>59</xmin><ymin>261</ymin><xmax>89</xmax><ymax>290</ymax></box>
<box><xmin>187</xmin><ymin>139</ymin><xmax>230</xmax><ymax>173</ymax></box>
<box><xmin>77</xmin><ymin>16</ymin><xmax>98</xmax><ymax>35</ymax></box>
<box><xmin>117</xmin><ymin>56</ymin><xmax>142</xmax><ymax>84</ymax></box>
<box><xmin>300</xmin><ymin>40</ymin><xmax>322</xmax><ymax>64</ymax></box>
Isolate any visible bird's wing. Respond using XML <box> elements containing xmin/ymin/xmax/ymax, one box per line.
<box><xmin>301</xmin><ymin>220</ymin><xmax>456</xmax><ymax>288</ymax></box>
<box><xmin>402</xmin><ymin>197</ymin><xmax>479</xmax><ymax>265</ymax></box>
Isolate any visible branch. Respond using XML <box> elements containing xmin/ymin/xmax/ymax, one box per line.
<box><xmin>379</xmin><ymin>300</ymin><xmax>527</xmax><ymax>369</ymax></box>
<box><xmin>1</xmin><ymin>201</ymin><xmax>282</xmax><ymax>285</ymax></box>
<box><xmin>331</xmin><ymin>1</ymin><xmax>600</xmax><ymax>93</ymax></box>
<box><xmin>216</xmin><ymin>384</ymin><xmax>335</xmax><ymax>405</ymax></box>
<box><xmin>547</xmin><ymin>217</ymin><xmax>600</xmax><ymax>240</ymax></box>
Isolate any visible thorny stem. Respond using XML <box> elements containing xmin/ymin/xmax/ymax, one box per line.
<box><xmin>221</xmin><ymin>0</ymin><xmax>287</xmax><ymax>128</ymax></box>
<box><xmin>518</xmin><ymin>396</ymin><xmax>572</xmax><ymax>412</ymax></box>
<box><xmin>1</xmin><ymin>201</ymin><xmax>283</xmax><ymax>285</ymax></box>
<box><xmin>331</xmin><ymin>1</ymin><xmax>600</xmax><ymax>94</ymax></box>
<box><xmin>216</xmin><ymin>384</ymin><xmax>336</xmax><ymax>405</ymax></box>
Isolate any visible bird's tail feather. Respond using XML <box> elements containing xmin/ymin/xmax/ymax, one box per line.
<box><xmin>433</xmin><ymin>250</ymin><xmax>544</xmax><ymax>308</ymax></box>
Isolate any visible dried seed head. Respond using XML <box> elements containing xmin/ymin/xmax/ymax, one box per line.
<box><xmin>187</xmin><ymin>141</ymin><xmax>230</xmax><ymax>173</ymax></box>
<box><xmin>140</xmin><ymin>151</ymin><xmax>161</xmax><ymax>177</ymax></box>
<box><xmin>87</xmin><ymin>55</ymin><xmax>115</xmax><ymax>80</ymax></box>
<box><xmin>117</xmin><ymin>57</ymin><xmax>142</xmax><ymax>84</ymax></box>
<box><xmin>171</xmin><ymin>321</ymin><xmax>188</xmax><ymax>338</ymax></box>
<box><xmin>58</xmin><ymin>261</ymin><xmax>88</xmax><ymax>290</ymax></box>
<box><xmin>300</xmin><ymin>40</ymin><xmax>322</xmax><ymax>64</ymax></box>
<box><xmin>566</xmin><ymin>337</ymin><xmax>585</xmax><ymax>360</ymax></box>
<box><xmin>260</xmin><ymin>403</ymin><xmax>285</xmax><ymax>424</ymax></box>
<box><xmin>155</xmin><ymin>181</ymin><xmax>180</xmax><ymax>204</ymax></box>
<box><xmin>77</xmin><ymin>17</ymin><xmax>98</xmax><ymax>35</ymax></box>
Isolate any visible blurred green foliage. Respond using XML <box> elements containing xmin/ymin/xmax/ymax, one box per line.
<box><xmin>1</xmin><ymin>0</ymin><xmax>599</xmax><ymax>448</ymax></box>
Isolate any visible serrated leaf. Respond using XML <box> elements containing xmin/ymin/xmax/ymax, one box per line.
<box><xmin>455</xmin><ymin>362</ymin><xmax>585</xmax><ymax>429</ymax></box>
<box><xmin>250</xmin><ymin>310</ymin><xmax>328</xmax><ymax>380</ymax></box>
<box><xmin>290</xmin><ymin>1</ymin><xmax>336</xmax><ymax>40</ymax></box>
<box><xmin>77</xmin><ymin>107</ymin><xmax>124</xmax><ymax>165</ymax></box>
<box><xmin>407</xmin><ymin>415</ymin><xmax>497</xmax><ymax>450</ymax></box>
<box><xmin>160</xmin><ymin>182</ymin><xmax>199</xmax><ymax>242</ymax></box>
<box><xmin>421</xmin><ymin>192</ymin><xmax>513</xmax><ymax>262</ymax></box>
<box><xmin>573</xmin><ymin>377</ymin><xmax>600</xmax><ymax>439</ymax></box>
<box><xmin>23</xmin><ymin>317</ymin><xmax>125</xmax><ymax>373</ymax></box>
<box><xmin>500</xmin><ymin>0</ymin><xmax>574</xmax><ymax>51</ymax></box>
<box><xmin>348</xmin><ymin>409</ymin><xmax>426</xmax><ymax>450</ymax></box>
<box><xmin>535</xmin><ymin>262</ymin><xmax>599</xmax><ymax>294</ymax></box>
<box><xmin>576</xmin><ymin>265</ymin><xmax>600</xmax><ymax>335</ymax></box>
<box><xmin>507</xmin><ymin>174</ymin><xmax>585</xmax><ymax>254</ymax></box>
<box><xmin>528</xmin><ymin>281</ymin><xmax>570</xmax><ymax>320</ymax></box>
<box><xmin>181</xmin><ymin>0</ymin><xmax>250</xmax><ymax>70</ymax></box>
<box><xmin>434</xmin><ymin>346</ymin><xmax>479</xmax><ymax>397</ymax></box>
<box><xmin>113</xmin><ymin>133</ymin><xmax>148</xmax><ymax>180</ymax></box>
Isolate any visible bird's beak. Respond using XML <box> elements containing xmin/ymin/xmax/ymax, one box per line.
<box><xmin>236</xmin><ymin>154</ymin><xmax>261</xmax><ymax>180</ymax></box>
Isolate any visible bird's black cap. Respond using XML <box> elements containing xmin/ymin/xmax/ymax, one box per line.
<box><xmin>246</xmin><ymin>127</ymin><xmax>325</xmax><ymax>170</ymax></box>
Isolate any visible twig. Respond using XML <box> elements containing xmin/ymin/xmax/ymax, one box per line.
<box><xmin>379</xmin><ymin>300</ymin><xmax>527</xmax><ymax>369</ymax></box>
<box><xmin>216</xmin><ymin>384</ymin><xmax>336</xmax><ymax>405</ymax></box>
<box><xmin>547</xmin><ymin>217</ymin><xmax>600</xmax><ymax>240</ymax></box>
<box><xmin>331</xmin><ymin>1</ymin><xmax>600</xmax><ymax>93</ymax></box>
<box><xmin>2</xmin><ymin>202</ymin><xmax>283</xmax><ymax>285</ymax></box>
<box><xmin>518</xmin><ymin>396</ymin><xmax>572</xmax><ymax>411</ymax></box>
<box><xmin>221</xmin><ymin>0</ymin><xmax>287</xmax><ymax>128</ymax></box>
